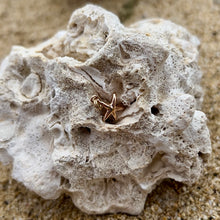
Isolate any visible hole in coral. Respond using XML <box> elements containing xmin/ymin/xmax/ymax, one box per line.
<box><xmin>103</xmin><ymin>31</ymin><xmax>109</xmax><ymax>39</ymax></box>
<box><xmin>10</xmin><ymin>102</ymin><xmax>19</xmax><ymax>110</ymax></box>
<box><xmin>60</xmin><ymin>176</ymin><xmax>71</xmax><ymax>189</ymax></box>
<box><xmin>198</xmin><ymin>152</ymin><xmax>204</xmax><ymax>158</ymax></box>
<box><xmin>112</xmin><ymin>178</ymin><xmax>116</xmax><ymax>182</ymax></box>
<box><xmin>119</xmin><ymin>44</ymin><xmax>131</xmax><ymax>60</ymax></box>
<box><xmin>198</xmin><ymin>152</ymin><xmax>209</xmax><ymax>163</ymax></box>
<box><xmin>60</xmin><ymin>176</ymin><xmax>66</xmax><ymax>185</ymax></box>
<box><xmin>130</xmin><ymin>98</ymin><xmax>136</xmax><ymax>105</ymax></box>
<box><xmin>69</xmin><ymin>23</ymin><xmax>77</xmax><ymax>29</ymax></box>
<box><xmin>51</xmin><ymin>89</ymin><xmax>56</xmax><ymax>98</ymax></box>
<box><xmin>151</xmin><ymin>105</ymin><xmax>160</xmax><ymax>115</ymax></box>
<box><xmin>77</xmin><ymin>127</ymin><xmax>91</xmax><ymax>135</ymax></box>
<box><xmin>85</xmin><ymin>156</ymin><xmax>89</xmax><ymax>163</ymax></box>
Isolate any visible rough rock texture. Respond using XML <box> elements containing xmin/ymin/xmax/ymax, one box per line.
<box><xmin>0</xmin><ymin>4</ymin><xmax>211</xmax><ymax>215</ymax></box>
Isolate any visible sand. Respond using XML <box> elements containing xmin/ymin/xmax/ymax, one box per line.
<box><xmin>0</xmin><ymin>0</ymin><xmax>219</xmax><ymax>219</ymax></box>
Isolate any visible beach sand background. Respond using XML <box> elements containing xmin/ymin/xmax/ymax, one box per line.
<box><xmin>0</xmin><ymin>0</ymin><xmax>219</xmax><ymax>219</ymax></box>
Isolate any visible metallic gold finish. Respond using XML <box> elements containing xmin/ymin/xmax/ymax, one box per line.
<box><xmin>91</xmin><ymin>93</ymin><xmax>124</xmax><ymax>122</ymax></box>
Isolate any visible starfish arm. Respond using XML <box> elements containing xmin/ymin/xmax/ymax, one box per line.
<box><xmin>97</xmin><ymin>99</ymin><xmax>111</xmax><ymax>109</ymax></box>
<box><xmin>115</xmin><ymin>106</ymin><xmax>125</xmax><ymax>112</ymax></box>
<box><xmin>103</xmin><ymin>109</ymin><xmax>113</xmax><ymax>121</ymax></box>
<box><xmin>91</xmin><ymin>93</ymin><xmax>124</xmax><ymax>122</ymax></box>
<box><xmin>111</xmin><ymin>93</ymin><xmax>117</xmax><ymax>107</ymax></box>
<box><xmin>112</xmin><ymin>109</ymin><xmax>117</xmax><ymax>120</ymax></box>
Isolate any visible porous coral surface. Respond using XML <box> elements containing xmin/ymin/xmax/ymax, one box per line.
<box><xmin>0</xmin><ymin>4</ymin><xmax>211</xmax><ymax>215</ymax></box>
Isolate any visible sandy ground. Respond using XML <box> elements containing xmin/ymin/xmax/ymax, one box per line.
<box><xmin>0</xmin><ymin>0</ymin><xmax>220</xmax><ymax>219</ymax></box>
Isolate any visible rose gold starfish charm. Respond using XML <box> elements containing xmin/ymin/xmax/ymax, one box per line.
<box><xmin>91</xmin><ymin>93</ymin><xmax>124</xmax><ymax>122</ymax></box>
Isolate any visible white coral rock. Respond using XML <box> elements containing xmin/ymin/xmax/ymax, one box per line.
<box><xmin>0</xmin><ymin>4</ymin><xmax>211</xmax><ymax>215</ymax></box>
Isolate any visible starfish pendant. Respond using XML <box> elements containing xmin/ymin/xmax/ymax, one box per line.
<box><xmin>91</xmin><ymin>93</ymin><xmax>124</xmax><ymax>122</ymax></box>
